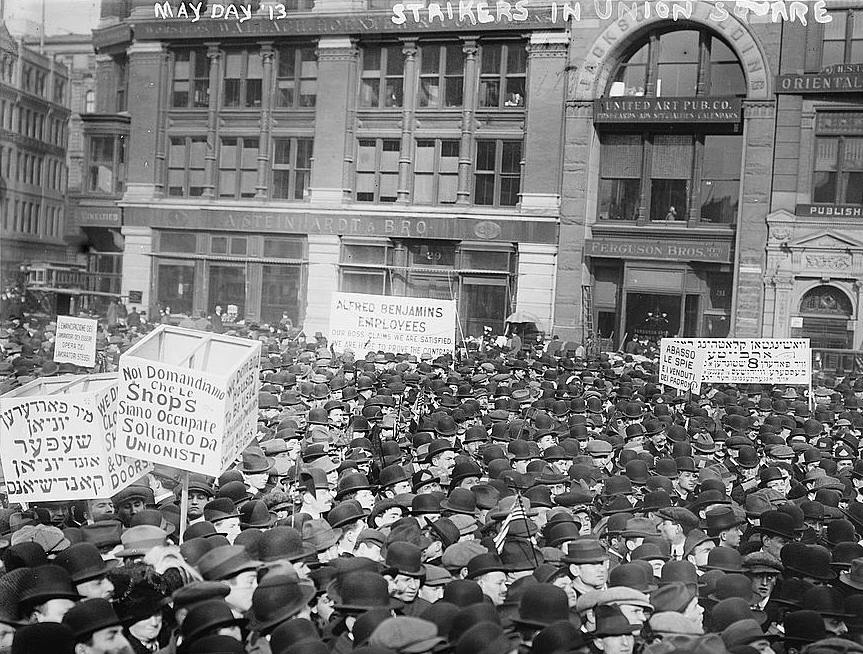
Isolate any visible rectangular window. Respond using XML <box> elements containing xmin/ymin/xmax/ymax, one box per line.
<box><xmin>261</xmin><ymin>264</ymin><xmax>303</xmax><ymax>325</ymax></box>
<box><xmin>418</xmin><ymin>43</ymin><xmax>464</xmax><ymax>108</ymax></box>
<box><xmin>224</xmin><ymin>49</ymin><xmax>263</xmax><ymax>108</ymax></box>
<box><xmin>478</xmin><ymin>41</ymin><xmax>526</xmax><ymax>109</ymax></box>
<box><xmin>219</xmin><ymin>137</ymin><xmax>259</xmax><ymax>199</ymax></box>
<box><xmin>360</xmin><ymin>45</ymin><xmax>404</xmax><ymax>109</ymax></box>
<box><xmin>474</xmin><ymin>139</ymin><xmax>522</xmax><ymax>206</ymax></box>
<box><xmin>822</xmin><ymin>9</ymin><xmax>863</xmax><ymax>68</ymax></box>
<box><xmin>88</xmin><ymin>136</ymin><xmax>116</xmax><ymax>194</ymax></box>
<box><xmin>172</xmin><ymin>48</ymin><xmax>209</xmax><ymax>108</ymax></box>
<box><xmin>276</xmin><ymin>46</ymin><xmax>317</xmax><ymax>108</ymax></box>
<box><xmin>53</xmin><ymin>78</ymin><xmax>64</xmax><ymax>104</ymax></box>
<box><xmin>413</xmin><ymin>139</ymin><xmax>459</xmax><ymax>204</ymax></box>
<box><xmin>272</xmin><ymin>137</ymin><xmax>314</xmax><ymax>200</ymax></box>
<box><xmin>160</xmin><ymin>231</ymin><xmax>197</xmax><ymax>253</ymax></box>
<box><xmin>116</xmin><ymin>56</ymin><xmax>128</xmax><ymax>112</ymax></box>
<box><xmin>813</xmin><ymin>135</ymin><xmax>863</xmax><ymax>205</ymax></box>
<box><xmin>599</xmin><ymin>134</ymin><xmax>642</xmax><ymax>221</ymax></box>
<box><xmin>157</xmin><ymin>262</ymin><xmax>195</xmax><ymax>315</ymax></box>
<box><xmin>168</xmin><ymin>136</ymin><xmax>207</xmax><ymax>197</ymax></box>
<box><xmin>700</xmin><ymin>135</ymin><xmax>740</xmax><ymax>224</ymax></box>
<box><xmin>650</xmin><ymin>135</ymin><xmax>692</xmax><ymax>221</ymax></box>
<box><xmin>340</xmin><ymin>241</ymin><xmax>390</xmax><ymax>295</ymax></box>
<box><xmin>356</xmin><ymin>138</ymin><xmax>400</xmax><ymax>202</ymax></box>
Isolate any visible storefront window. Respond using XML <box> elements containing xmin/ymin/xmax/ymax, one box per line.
<box><xmin>263</xmin><ymin>237</ymin><xmax>305</xmax><ymax>260</ymax></box>
<box><xmin>157</xmin><ymin>263</ymin><xmax>194</xmax><ymax>315</ymax></box>
<box><xmin>207</xmin><ymin>265</ymin><xmax>246</xmax><ymax>318</ymax></box>
<box><xmin>161</xmin><ymin>231</ymin><xmax>197</xmax><ymax>253</ymax></box>
<box><xmin>462</xmin><ymin>278</ymin><xmax>507</xmax><ymax>337</ymax></box>
<box><xmin>261</xmin><ymin>265</ymin><xmax>302</xmax><ymax>325</ymax></box>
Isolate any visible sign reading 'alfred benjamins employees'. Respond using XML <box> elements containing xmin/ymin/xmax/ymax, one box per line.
<box><xmin>669</xmin><ymin>339</ymin><xmax>811</xmax><ymax>384</ymax></box>
<box><xmin>329</xmin><ymin>292</ymin><xmax>456</xmax><ymax>357</ymax></box>
<box><xmin>585</xmin><ymin>238</ymin><xmax>732</xmax><ymax>263</ymax></box>
<box><xmin>777</xmin><ymin>64</ymin><xmax>863</xmax><ymax>94</ymax></box>
<box><xmin>593</xmin><ymin>97</ymin><xmax>742</xmax><ymax>124</ymax></box>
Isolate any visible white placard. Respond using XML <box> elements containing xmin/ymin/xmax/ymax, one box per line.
<box><xmin>663</xmin><ymin>338</ymin><xmax>811</xmax><ymax>385</ymax></box>
<box><xmin>0</xmin><ymin>375</ymin><xmax>152</xmax><ymax>503</ymax></box>
<box><xmin>328</xmin><ymin>292</ymin><xmax>456</xmax><ymax>357</ymax></box>
<box><xmin>660</xmin><ymin>339</ymin><xmax>705</xmax><ymax>393</ymax></box>
<box><xmin>53</xmin><ymin>316</ymin><xmax>98</xmax><ymax>368</ymax></box>
<box><xmin>116</xmin><ymin>326</ymin><xmax>261</xmax><ymax>476</ymax></box>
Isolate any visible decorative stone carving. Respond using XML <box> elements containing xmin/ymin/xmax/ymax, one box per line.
<box><xmin>804</xmin><ymin>253</ymin><xmax>852</xmax><ymax>271</ymax></box>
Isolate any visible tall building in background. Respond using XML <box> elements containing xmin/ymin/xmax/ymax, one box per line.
<box><xmin>90</xmin><ymin>0</ymin><xmax>785</xmax><ymax>342</ymax></box>
<box><xmin>0</xmin><ymin>22</ymin><xmax>70</xmax><ymax>288</ymax></box>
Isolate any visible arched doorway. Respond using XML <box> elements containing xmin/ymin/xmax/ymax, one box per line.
<box><xmin>795</xmin><ymin>285</ymin><xmax>853</xmax><ymax>349</ymax></box>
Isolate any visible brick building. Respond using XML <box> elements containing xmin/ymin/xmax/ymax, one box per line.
<box><xmin>0</xmin><ymin>22</ymin><xmax>70</xmax><ymax>287</ymax></box>
<box><xmin>92</xmin><ymin>0</ymin><xmax>784</xmax><ymax>341</ymax></box>
<box><xmin>765</xmin><ymin>5</ymin><xmax>863</xmax><ymax>366</ymax></box>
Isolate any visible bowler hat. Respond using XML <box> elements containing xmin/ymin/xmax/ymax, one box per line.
<box><xmin>180</xmin><ymin>599</ymin><xmax>246</xmax><ymax>644</ymax></box>
<box><xmin>11</xmin><ymin>624</ymin><xmax>75</xmax><ymax>654</ymax></box>
<box><xmin>19</xmin><ymin>565</ymin><xmax>80</xmax><ymax>606</ymax></box>
<box><xmin>204</xmin><ymin>498</ymin><xmax>241</xmax><ymax>523</ymax></box>
<box><xmin>513</xmin><ymin>584</ymin><xmax>570</xmax><ymax>629</ymax></box>
<box><xmin>465</xmin><ymin>552</ymin><xmax>508</xmax><ymax>579</ymax></box>
<box><xmin>754</xmin><ymin>510</ymin><xmax>795</xmax><ymax>540</ymax></box>
<box><xmin>783</xmin><ymin>609</ymin><xmax>827</xmax><ymax>645</ymax></box>
<box><xmin>61</xmin><ymin>599</ymin><xmax>121</xmax><ymax>642</ymax></box>
<box><xmin>333</xmin><ymin>571</ymin><xmax>400</xmax><ymax>613</ymax></box>
<box><xmin>383</xmin><ymin>542</ymin><xmax>426</xmax><ymax>579</ymax></box>
<box><xmin>54</xmin><ymin>543</ymin><xmax>112</xmax><ymax>584</ymax></box>
<box><xmin>258</xmin><ymin>527</ymin><xmax>315</xmax><ymax>562</ymax></box>
<box><xmin>327</xmin><ymin>500</ymin><xmax>369</xmax><ymax>529</ymax></box>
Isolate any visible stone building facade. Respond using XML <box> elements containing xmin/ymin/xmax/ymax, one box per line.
<box><xmin>91</xmin><ymin>1</ymin><xmax>787</xmax><ymax>342</ymax></box>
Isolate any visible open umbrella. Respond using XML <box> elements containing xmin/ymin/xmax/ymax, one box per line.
<box><xmin>505</xmin><ymin>310</ymin><xmax>541</xmax><ymax>325</ymax></box>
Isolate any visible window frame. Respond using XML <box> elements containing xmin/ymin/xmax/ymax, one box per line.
<box><xmin>473</xmin><ymin>138</ymin><xmax>523</xmax><ymax>207</ymax></box>
<box><xmin>222</xmin><ymin>47</ymin><xmax>264</xmax><ymax>109</ymax></box>
<box><xmin>171</xmin><ymin>48</ymin><xmax>210</xmax><ymax>109</ymax></box>
<box><xmin>86</xmin><ymin>134</ymin><xmax>127</xmax><ymax>195</ymax></box>
<box><xmin>359</xmin><ymin>44</ymin><xmax>405</xmax><ymax>109</ymax></box>
<box><xmin>355</xmin><ymin>137</ymin><xmax>401</xmax><ymax>203</ymax></box>
<box><xmin>275</xmin><ymin>45</ymin><xmax>318</xmax><ymax>109</ymax></box>
<box><xmin>812</xmin><ymin>134</ymin><xmax>863</xmax><ymax>205</ymax></box>
<box><xmin>821</xmin><ymin>8</ymin><xmax>863</xmax><ymax>68</ymax></box>
<box><xmin>477</xmin><ymin>40</ymin><xmax>527</xmax><ymax>109</ymax></box>
<box><xmin>417</xmin><ymin>42</ymin><xmax>464</xmax><ymax>109</ymax></box>
<box><xmin>412</xmin><ymin>138</ymin><xmax>460</xmax><ymax>205</ymax></box>
<box><xmin>271</xmin><ymin>136</ymin><xmax>314</xmax><ymax>200</ymax></box>
<box><xmin>218</xmin><ymin>135</ymin><xmax>260</xmax><ymax>200</ymax></box>
<box><xmin>115</xmin><ymin>56</ymin><xmax>128</xmax><ymax>112</ymax></box>
<box><xmin>167</xmin><ymin>135</ymin><xmax>208</xmax><ymax>197</ymax></box>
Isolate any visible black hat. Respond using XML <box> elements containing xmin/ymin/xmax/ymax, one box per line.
<box><xmin>114</xmin><ymin>582</ymin><xmax>165</xmax><ymax>626</ymax></box>
<box><xmin>11</xmin><ymin>624</ymin><xmax>75</xmax><ymax>654</ymax></box>
<box><xmin>512</xmin><ymin>584</ymin><xmax>570</xmax><ymax>629</ymax></box>
<box><xmin>383</xmin><ymin>542</ymin><xmax>426</xmax><ymax>579</ymax></box>
<box><xmin>327</xmin><ymin>500</ymin><xmax>369</xmax><ymax>529</ymax></box>
<box><xmin>333</xmin><ymin>571</ymin><xmax>401</xmax><ymax>613</ymax></box>
<box><xmin>54</xmin><ymin>543</ymin><xmax>111</xmax><ymax>584</ymax></box>
<box><xmin>465</xmin><ymin>552</ymin><xmax>508</xmax><ymax>579</ymax></box>
<box><xmin>181</xmin><ymin>599</ymin><xmax>247</xmax><ymax>643</ymax></box>
<box><xmin>754</xmin><ymin>510</ymin><xmax>795</xmax><ymax>540</ymax></box>
<box><xmin>783</xmin><ymin>610</ymin><xmax>827</xmax><ymax>645</ymax></box>
<box><xmin>592</xmin><ymin>605</ymin><xmax>640</xmax><ymax>638</ymax></box>
<box><xmin>247</xmin><ymin>574</ymin><xmax>319</xmax><ymax>634</ymax></box>
<box><xmin>19</xmin><ymin>565</ymin><xmax>80</xmax><ymax>607</ymax></box>
<box><xmin>62</xmin><ymin>599</ymin><xmax>122</xmax><ymax>642</ymax></box>
<box><xmin>170</xmin><ymin>582</ymin><xmax>231</xmax><ymax>610</ymax></box>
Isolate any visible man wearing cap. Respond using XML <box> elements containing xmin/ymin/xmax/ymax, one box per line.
<box><xmin>112</xmin><ymin>486</ymin><xmax>151</xmax><ymax>528</ymax></box>
<box><xmin>180</xmin><ymin>476</ymin><xmax>214</xmax><ymax>525</ymax></box>
<box><xmin>657</xmin><ymin>507</ymin><xmax>697</xmax><ymax>561</ymax></box>
<box><xmin>62</xmin><ymin>599</ymin><xmax>132</xmax><ymax>654</ymax></box>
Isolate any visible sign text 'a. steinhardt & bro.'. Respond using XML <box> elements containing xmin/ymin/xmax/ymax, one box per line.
<box><xmin>116</xmin><ymin>326</ymin><xmax>261</xmax><ymax>477</ymax></box>
<box><xmin>328</xmin><ymin>292</ymin><xmax>457</xmax><ymax>358</ymax></box>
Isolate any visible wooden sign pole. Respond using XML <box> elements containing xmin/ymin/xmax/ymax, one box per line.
<box><xmin>179</xmin><ymin>471</ymin><xmax>189</xmax><ymax>543</ymax></box>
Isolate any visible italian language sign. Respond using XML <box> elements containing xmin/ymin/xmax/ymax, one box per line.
<box><xmin>328</xmin><ymin>292</ymin><xmax>456</xmax><ymax>357</ymax></box>
<box><xmin>662</xmin><ymin>339</ymin><xmax>811</xmax><ymax>384</ymax></box>
<box><xmin>660</xmin><ymin>339</ymin><xmax>705</xmax><ymax>393</ymax></box>
<box><xmin>53</xmin><ymin>316</ymin><xmax>98</xmax><ymax>368</ymax></box>
<box><xmin>116</xmin><ymin>327</ymin><xmax>261</xmax><ymax>476</ymax></box>
<box><xmin>0</xmin><ymin>375</ymin><xmax>152</xmax><ymax>503</ymax></box>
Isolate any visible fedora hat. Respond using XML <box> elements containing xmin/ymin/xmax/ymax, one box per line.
<box><xmin>562</xmin><ymin>538</ymin><xmax>608</xmax><ymax>565</ymax></box>
<box><xmin>440</xmin><ymin>489</ymin><xmax>478</xmax><ymax>516</ymax></box>
<box><xmin>592</xmin><ymin>605</ymin><xmax>640</xmax><ymax>638</ymax></box>
<box><xmin>129</xmin><ymin>509</ymin><xmax>176</xmax><ymax>536</ymax></box>
<box><xmin>196</xmin><ymin>545</ymin><xmax>262</xmax><ymax>581</ymax></box>
<box><xmin>302</xmin><ymin>520</ymin><xmax>342</xmax><ymax>553</ymax></box>
<box><xmin>247</xmin><ymin>575</ymin><xmax>316</xmax><ymax>634</ymax></box>
<box><xmin>239</xmin><ymin>501</ymin><xmax>276</xmax><ymax>529</ymax></box>
<box><xmin>839</xmin><ymin>557</ymin><xmax>863</xmax><ymax>590</ymax></box>
<box><xmin>513</xmin><ymin>584</ymin><xmax>570</xmax><ymax>629</ymax></box>
<box><xmin>179</xmin><ymin>599</ymin><xmax>246</xmax><ymax>644</ymax></box>
<box><xmin>115</xmin><ymin>525</ymin><xmax>169</xmax><ymax>558</ymax></box>
<box><xmin>705</xmin><ymin>507</ymin><xmax>745</xmax><ymax>537</ymax></box>
<box><xmin>61</xmin><ymin>598</ymin><xmax>121</xmax><ymax>642</ymax></box>
<box><xmin>79</xmin><ymin>520</ymin><xmax>124</xmax><ymax>549</ymax></box>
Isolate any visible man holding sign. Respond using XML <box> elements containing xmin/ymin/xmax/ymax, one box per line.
<box><xmin>659</xmin><ymin>339</ymin><xmax>705</xmax><ymax>394</ymax></box>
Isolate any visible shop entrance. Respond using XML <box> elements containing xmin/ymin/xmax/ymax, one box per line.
<box><xmin>625</xmin><ymin>292</ymin><xmax>681</xmax><ymax>341</ymax></box>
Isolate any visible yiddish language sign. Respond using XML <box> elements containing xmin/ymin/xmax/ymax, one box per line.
<box><xmin>117</xmin><ymin>326</ymin><xmax>261</xmax><ymax>476</ymax></box>
<box><xmin>329</xmin><ymin>292</ymin><xmax>456</xmax><ymax>357</ymax></box>
<box><xmin>660</xmin><ymin>339</ymin><xmax>705</xmax><ymax>393</ymax></box>
<box><xmin>0</xmin><ymin>375</ymin><xmax>151</xmax><ymax>503</ymax></box>
<box><xmin>663</xmin><ymin>339</ymin><xmax>811</xmax><ymax>384</ymax></box>
<box><xmin>53</xmin><ymin>316</ymin><xmax>98</xmax><ymax>368</ymax></box>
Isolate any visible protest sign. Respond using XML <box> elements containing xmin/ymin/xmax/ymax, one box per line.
<box><xmin>0</xmin><ymin>374</ymin><xmax>152</xmax><ymax>503</ymax></box>
<box><xmin>116</xmin><ymin>326</ymin><xmax>261</xmax><ymax>476</ymax></box>
<box><xmin>660</xmin><ymin>339</ymin><xmax>705</xmax><ymax>393</ymax></box>
<box><xmin>53</xmin><ymin>316</ymin><xmax>98</xmax><ymax>367</ymax></box>
<box><xmin>328</xmin><ymin>292</ymin><xmax>456</xmax><ymax>357</ymax></box>
<box><xmin>660</xmin><ymin>338</ymin><xmax>811</xmax><ymax>384</ymax></box>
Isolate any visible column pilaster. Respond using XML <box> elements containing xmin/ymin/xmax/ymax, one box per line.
<box><xmin>256</xmin><ymin>42</ymin><xmax>275</xmax><ymax>200</ymax></box>
<box><xmin>396</xmin><ymin>40</ymin><xmax>417</xmax><ymax>205</ymax></box>
<box><xmin>456</xmin><ymin>37</ymin><xmax>478</xmax><ymax>205</ymax></box>
<box><xmin>203</xmin><ymin>43</ymin><xmax>221</xmax><ymax>200</ymax></box>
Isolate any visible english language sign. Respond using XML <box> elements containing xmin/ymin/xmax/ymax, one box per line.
<box><xmin>0</xmin><ymin>375</ymin><xmax>151</xmax><ymax>503</ymax></box>
<box><xmin>329</xmin><ymin>292</ymin><xmax>457</xmax><ymax>357</ymax></box>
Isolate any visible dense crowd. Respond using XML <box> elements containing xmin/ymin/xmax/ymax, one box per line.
<box><xmin>0</xmin><ymin>311</ymin><xmax>863</xmax><ymax>654</ymax></box>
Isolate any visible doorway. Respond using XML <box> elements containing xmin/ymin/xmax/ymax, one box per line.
<box><xmin>625</xmin><ymin>292</ymin><xmax>681</xmax><ymax>340</ymax></box>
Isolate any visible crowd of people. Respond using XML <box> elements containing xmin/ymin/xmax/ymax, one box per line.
<box><xmin>0</xmin><ymin>309</ymin><xmax>862</xmax><ymax>654</ymax></box>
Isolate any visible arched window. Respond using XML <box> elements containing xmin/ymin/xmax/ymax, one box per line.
<box><xmin>797</xmin><ymin>285</ymin><xmax>853</xmax><ymax>349</ymax></box>
<box><xmin>84</xmin><ymin>90</ymin><xmax>95</xmax><ymax>114</ymax></box>
<box><xmin>597</xmin><ymin>27</ymin><xmax>745</xmax><ymax>225</ymax></box>
<box><xmin>607</xmin><ymin>28</ymin><xmax>746</xmax><ymax>98</ymax></box>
